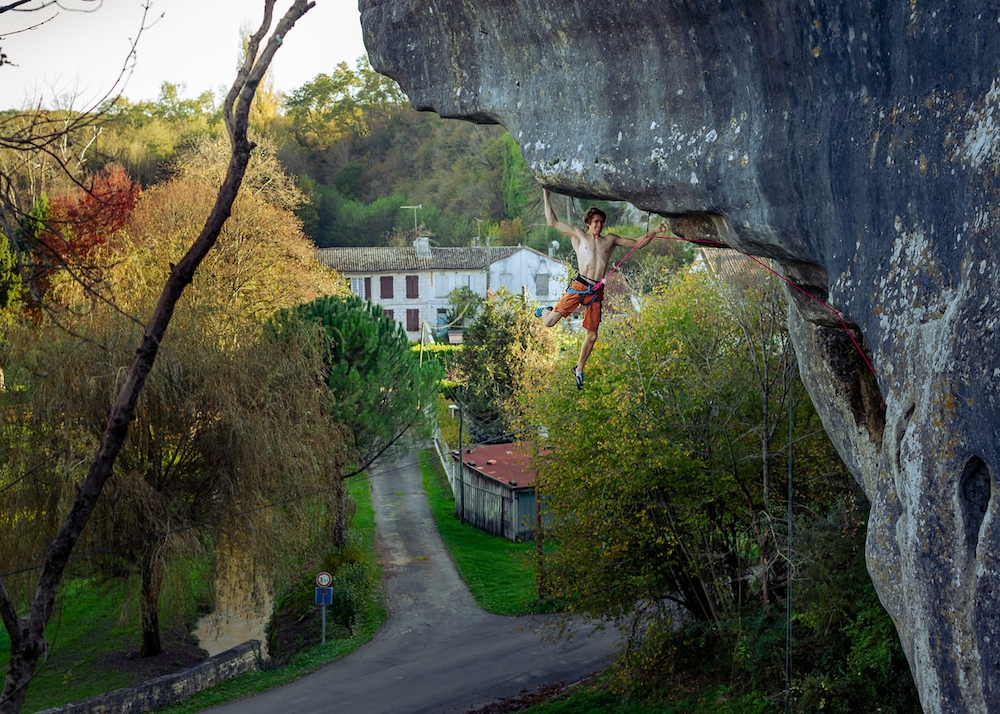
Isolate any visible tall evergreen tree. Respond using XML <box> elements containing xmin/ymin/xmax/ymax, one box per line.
<box><xmin>283</xmin><ymin>293</ymin><xmax>441</xmax><ymax>473</ymax></box>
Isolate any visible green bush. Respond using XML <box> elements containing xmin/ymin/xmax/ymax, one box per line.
<box><xmin>592</xmin><ymin>493</ymin><xmax>919</xmax><ymax>713</ymax></box>
<box><xmin>411</xmin><ymin>342</ymin><xmax>462</xmax><ymax>375</ymax></box>
<box><xmin>266</xmin><ymin>532</ymin><xmax>381</xmax><ymax>666</ymax></box>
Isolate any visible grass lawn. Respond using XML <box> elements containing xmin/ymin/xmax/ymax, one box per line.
<box><xmin>520</xmin><ymin>679</ymin><xmax>767</xmax><ymax>714</ymax></box>
<box><xmin>0</xmin><ymin>476</ymin><xmax>384</xmax><ymax>714</ymax></box>
<box><xmin>0</xmin><ymin>578</ymin><xmax>199</xmax><ymax>712</ymax></box>
<box><xmin>417</xmin><ymin>448</ymin><xmax>552</xmax><ymax>617</ymax></box>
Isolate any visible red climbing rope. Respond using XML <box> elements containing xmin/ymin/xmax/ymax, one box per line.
<box><xmin>741</xmin><ymin>253</ymin><xmax>878</xmax><ymax>378</ymax></box>
<box><xmin>592</xmin><ymin>225</ymin><xmax>729</xmax><ymax>290</ymax></box>
<box><xmin>592</xmin><ymin>239</ymin><xmax>646</xmax><ymax>292</ymax></box>
<box><xmin>629</xmin><ymin>231</ymin><xmax>878</xmax><ymax>379</ymax></box>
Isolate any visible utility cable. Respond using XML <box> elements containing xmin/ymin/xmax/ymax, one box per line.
<box><xmin>0</xmin><ymin>456</ymin><xmax>422</xmax><ymax>581</ymax></box>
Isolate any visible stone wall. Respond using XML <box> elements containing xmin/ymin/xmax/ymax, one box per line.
<box><xmin>37</xmin><ymin>640</ymin><xmax>262</xmax><ymax>714</ymax></box>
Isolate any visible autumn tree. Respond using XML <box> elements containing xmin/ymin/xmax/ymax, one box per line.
<box><xmin>523</xmin><ymin>267</ymin><xmax>847</xmax><ymax>679</ymax></box>
<box><xmin>3</xmin><ymin>132</ymin><xmax>348</xmax><ymax>658</ymax></box>
<box><xmin>453</xmin><ymin>287</ymin><xmax>556</xmax><ymax>443</ymax></box>
<box><xmin>130</xmin><ymin>133</ymin><xmax>344</xmax><ymax>335</ymax></box>
<box><xmin>285</xmin><ymin>56</ymin><xmax>406</xmax><ymax>153</ymax></box>
<box><xmin>283</xmin><ymin>67</ymin><xmax>512</xmax><ymax>247</ymax></box>
<box><xmin>0</xmin><ymin>3</ymin><xmax>314</xmax><ymax>710</ymax></box>
<box><xmin>1</xmin><ymin>284</ymin><xmax>345</xmax><ymax>657</ymax></box>
<box><xmin>96</xmin><ymin>83</ymin><xmax>224</xmax><ymax>187</ymax></box>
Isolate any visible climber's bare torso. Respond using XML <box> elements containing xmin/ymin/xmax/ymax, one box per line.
<box><xmin>570</xmin><ymin>220</ymin><xmax>622</xmax><ymax>282</ymax></box>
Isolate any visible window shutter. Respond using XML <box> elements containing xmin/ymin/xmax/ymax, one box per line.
<box><xmin>380</xmin><ymin>276</ymin><xmax>393</xmax><ymax>299</ymax></box>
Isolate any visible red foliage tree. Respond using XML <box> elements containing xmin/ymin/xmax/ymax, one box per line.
<box><xmin>43</xmin><ymin>164</ymin><xmax>139</xmax><ymax>262</ymax></box>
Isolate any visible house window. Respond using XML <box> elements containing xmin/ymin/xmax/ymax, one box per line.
<box><xmin>380</xmin><ymin>276</ymin><xmax>394</xmax><ymax>299</ymax></box>
<box><xmin>384</xmin><ymin>309</ymin><xmax>394</xmax><ymax>321</ymax></box>
<box><xmin>406</xmin><ymin>275</ymin><xmax>419</xmax><ymax>299</ymax></box>
<box><xmin>437</xmin><ymin>308</ymin><xmax>448</xmax><ymax>327</ymax></box>
<box><xmin>406</xmin><ymin>309</ymin><xmax>420</xmax><ymax>332</ymax></box>
<box><xmin>350</xmin><ymin>277</ymin><xmax>365</xmax><ymax>297</ymax></box>
<box><xmin>535</xmin><ymin>273</ymin><xmax>550</xmax><ymax>297</ymax></box>
<box><xmin>364</xmin><ymin>277</ymin><xmax>371</xmax><ymax>300</ymax></box>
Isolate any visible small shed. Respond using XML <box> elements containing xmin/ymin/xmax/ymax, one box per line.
<box><xmin>449</xmin><ymin>443</ymin><xmax>541</xmax><ymax>542</ymax></box>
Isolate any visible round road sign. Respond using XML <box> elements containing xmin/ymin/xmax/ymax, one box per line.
<box><xmin>316</xmin><ymin>571</ymin><xmax>332</xmax><ymax>587</ymax></box>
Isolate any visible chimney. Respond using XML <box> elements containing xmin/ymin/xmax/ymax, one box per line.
<box><xmin>548</xmin><ymin>240</ymin><xmax>559</xmax><ymax>257</ymax></box>
<box><xmin>414</xmin><ymin>236</ymin><xmax>431</xmax><ymax>258</ymax></box>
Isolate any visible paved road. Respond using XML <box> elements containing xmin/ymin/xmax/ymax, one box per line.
<box><xmin>207</xmin><ymin>445</ymin><xmax>618</xmax><ymax>714</ymax></box>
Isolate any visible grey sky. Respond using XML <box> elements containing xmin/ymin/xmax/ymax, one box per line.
<box><xmin>0</xmin><ymin>0</ymin><xmax>367</xmax><ymax>110</ymax></box>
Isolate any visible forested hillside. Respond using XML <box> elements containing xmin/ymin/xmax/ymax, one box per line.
<box><xmin>49</xmin><ymin>57</ymin><xmax>646</xmax><ymax>257</ymax></box>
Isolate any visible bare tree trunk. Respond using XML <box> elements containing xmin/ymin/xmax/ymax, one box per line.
<box><xmin>139</xmin><ymin>553</ymin><xmax>163</xmax><ymax>658</ymax></box>
<box><xmin>535</xmin><ymin>483</ymin><xmax>545</xmax><ymax>600</ymax></box>
<box><xmin>332</xmin><ymin>476</ymin><xmax>348</xmax><ymax>548</ymax></box>
<box><xmin>0</xmin><ymin>4</ymin><xmax>313</xmax><ymax>711</ymax></box>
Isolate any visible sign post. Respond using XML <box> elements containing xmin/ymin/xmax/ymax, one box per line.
<box><xmin>315</xmin><ymin>571</ymin><xmax>333</xmax><ymax>645</ymax></box>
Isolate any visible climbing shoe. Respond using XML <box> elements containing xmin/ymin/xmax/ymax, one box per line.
<box><xmin>572</xmin><ymin>366</ymin><xmax>584</xmax><ymax>390</ymax></box>
<box><xmin>535</xmin><ymin>306</ymin><xmax>552</xmax><ymax>318</ymax></box>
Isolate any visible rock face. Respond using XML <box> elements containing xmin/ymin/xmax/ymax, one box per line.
<box><xmin>360</xmin><ymin>2</ymin><xmax>1000</xmax><ymax>711</ymax></box>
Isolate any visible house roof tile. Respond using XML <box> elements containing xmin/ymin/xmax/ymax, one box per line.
<box><xmin>316</xmin><ymin>246</ymin><xmax>526</xmax><ymax>273</ymax></box>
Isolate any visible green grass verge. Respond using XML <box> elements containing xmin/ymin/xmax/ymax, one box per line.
<box><xmin>521</xmin><ymin>678</ymin><xmax>771</xmax><ymax>714</ymax></box>
<box><xmin>0</xmin><ymin>476</ymin><xmax>384</xmax><ymax>714</ymax></box>
<box><xmin>418</xmin><ymin>448</ymin><xmax>551</xmax><ymax>617</ymax></box>
<box><xmin>0</xmin><ymin>579</ymin><xmax>167</xmax><ymax>712</ymax></box>
<box><xmin>153</xmin><ymin>475</ymin><xmax>385</xmax><ymax>713</ymax></box>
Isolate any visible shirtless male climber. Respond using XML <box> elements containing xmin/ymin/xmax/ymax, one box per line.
<box><xmin>536</xmin><ymin>188</ymin><xmax>667</xmax><ymax>390</ymax></box>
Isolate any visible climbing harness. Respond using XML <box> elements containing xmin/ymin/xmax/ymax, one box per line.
<box><xmin>566</xmin><ymin>274</ymin><xmax>604</xmax><ymax>307</ymax></box>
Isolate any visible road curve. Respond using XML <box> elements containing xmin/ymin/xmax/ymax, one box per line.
<box><xmin>206</xmin><ymin>445</ymin><xmax>618</xmax><ymax>714</ymax></box>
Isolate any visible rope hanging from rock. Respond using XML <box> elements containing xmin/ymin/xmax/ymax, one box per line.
<box><xmin>624</xmin><ymin>228</ymin><xmax>878</xmax><ymax>379</ymax></box>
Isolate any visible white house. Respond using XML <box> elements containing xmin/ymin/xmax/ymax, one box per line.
<box><xmin>316</xmin><ymin>237</ymin><xmax>570</xmax><ymax>342</ymax></box>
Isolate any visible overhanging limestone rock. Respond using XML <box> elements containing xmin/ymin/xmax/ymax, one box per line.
<box><xmin>360</xmin><ymin>2</ymin><xmax>1000</xmax><ymax>711</ymax></box>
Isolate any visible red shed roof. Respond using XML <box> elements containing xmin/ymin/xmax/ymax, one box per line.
<box><xmin>449</xmin><ymin>442</ymin><xmax>543</xmax><ymax>490</ymax></box>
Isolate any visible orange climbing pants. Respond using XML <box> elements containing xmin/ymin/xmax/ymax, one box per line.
<box><xmin>552</xmin><ymin>276</ymin><xmax>604</xmax><ymax>332</ymax></box>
